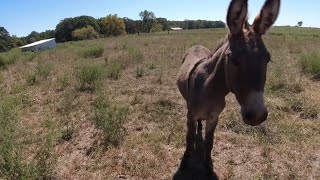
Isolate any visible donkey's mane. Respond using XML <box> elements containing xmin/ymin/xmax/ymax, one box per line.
<box><xmin>213</xmin><ymin>36</ymin><xmax>228</xmax><ymax>54</ymax></box>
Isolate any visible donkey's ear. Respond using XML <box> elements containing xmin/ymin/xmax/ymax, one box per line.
<box><xmin>227</xmin><ymin>0</ymin><xmax>248</xmax><ymax>35</ymax></box>
<box><xmin>252</xmin><ymin>0</ymin><xmax>281</xmax><ymax>35</ymax></box>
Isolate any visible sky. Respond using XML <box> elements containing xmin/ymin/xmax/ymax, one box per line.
<box><xmin>1</xmin><ymin>0</ymin><xmax>319</xmax><ymax>37</ymax></box>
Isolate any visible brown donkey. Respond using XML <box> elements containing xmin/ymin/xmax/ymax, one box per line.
<box><xmin>177</xmin><ymin>0</ymin><xmax>281</xmax><ymax>175</ymax></box>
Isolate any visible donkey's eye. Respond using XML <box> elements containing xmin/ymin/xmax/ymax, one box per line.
<box><xmin>226</xmin><ymin>51</ymin><xmax>240</xmax><ymax>66</ymax></box>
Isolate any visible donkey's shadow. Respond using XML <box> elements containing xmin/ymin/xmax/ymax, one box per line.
<box><xmin>173</xmin><ymin>123</ymin><xmax>218</xmax><ymax>180</ymax></box>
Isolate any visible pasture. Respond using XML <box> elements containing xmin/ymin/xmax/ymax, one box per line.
<box><xmin>0</xmin><ymin>27</ymin><xmax>320</xmax><ymax>179</ymax></box>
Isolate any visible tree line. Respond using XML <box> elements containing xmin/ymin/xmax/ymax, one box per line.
<box><xmin>0</xmin><ymin>10</ymin><xmax>225</xmax><ymax>52</ymax></box>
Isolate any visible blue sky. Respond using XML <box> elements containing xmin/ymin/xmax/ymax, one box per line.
<box><xmin>1</xmin><ymin>0</ymin><xmax>319</xmax><ymax>37</ymax></box>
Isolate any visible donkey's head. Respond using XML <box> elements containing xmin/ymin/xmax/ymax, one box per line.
<box><xmin>225</xmin><ymin>0</ymin><xmax>280</xmax><ymax>126</ymax></box>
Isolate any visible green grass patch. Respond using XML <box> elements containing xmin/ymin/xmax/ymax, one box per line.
<box><xmin>0</xmin><ymin>97</ymin><xmax>57</xmax><ymax>179</ymax></box>
<box><xmin>22</xmin><ymin>52</ymin><xmax>37</xmax><ymax>61</ymax></box>
<box><xmin>37</xmin><ymin>62</ymin><xmax>53</xmax><ymax>78</ymax></box>
<box><xmin>26</xmin><ymin>73</ymin><xmax>37</xmax><ymax>86</ymax></box>
<box><xmin>0</xmin><ymin>49</ymin><xmax>22</xmax><ymax>68</ymax></box>
<box><xmin>82</xmin><ymin>46</ymin><xmax>104</xmax><ymax>58</ymax></box>
<box><xmin>300</xmin><ymin>51</ymin><xmax>320</xmax><ymax>79</ymax></box>
<box><xmin>57</xmin><ymin>74</ymin><xmax>69</xmax><ymax>90</ymax></box>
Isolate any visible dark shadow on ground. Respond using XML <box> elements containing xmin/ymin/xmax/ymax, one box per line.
<box><xmin>173</xmin><ymin>124</ymin><xmax>218</xmax><ymax>180</ymax></box>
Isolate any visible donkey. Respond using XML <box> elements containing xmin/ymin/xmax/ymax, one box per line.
<box><xmin>177</xmin><ymin>0</ymin><xmax>280</xmax><ymax>174</ymax></box>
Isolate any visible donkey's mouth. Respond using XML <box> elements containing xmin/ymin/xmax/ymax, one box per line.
<box><xmin>243</xmin><ymin>118</ymin><xmax>264</xmax><ymax>126</ymax></box>
<box><xmin>242</xmin><ymin>110</ymin><xmax>268</xmax><ymax>126</ymax></box>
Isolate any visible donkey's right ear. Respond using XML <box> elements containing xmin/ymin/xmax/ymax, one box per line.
<box><xmin>227</xmin><ymin>0</ymin><xmax>248</xmax><ymax>35</ymax></box>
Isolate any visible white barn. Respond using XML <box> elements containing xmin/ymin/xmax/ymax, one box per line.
<box><xmin>171</xmin><ymin>27</ymin><xmax>183</xmax><ymax>31</ymax></box>
<box><xmin>20</xmin><ymin>38</ymin><xmax>56</xmax><ymax>52</ymax></box>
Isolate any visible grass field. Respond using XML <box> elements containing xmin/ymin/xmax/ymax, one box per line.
<box><xmin>0</xmin><ymin>27</ymin><xmax>320</xmax><ymax>179</ymax></box>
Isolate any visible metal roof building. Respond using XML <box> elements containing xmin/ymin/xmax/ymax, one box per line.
<box><xmin>20</xmin><ymin>38</ymin><xmax>56</xmax><ymax>52</ymax></box>
<box><xmin>171</xmin><ymin>27</ymin><xmax>183</xmax><ymax>31</ymax></box>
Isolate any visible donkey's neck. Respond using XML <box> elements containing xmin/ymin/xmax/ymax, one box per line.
<box><xmin>203</xmin><ymin>43</ymin><xmax>230</xmax><ymax>97</ymax></box>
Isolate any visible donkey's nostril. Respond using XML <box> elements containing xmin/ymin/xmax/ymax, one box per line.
<box><xmin>245</xmin><ymin>111</ymin><xmax>255</xmax><ymax>120</ymax></box>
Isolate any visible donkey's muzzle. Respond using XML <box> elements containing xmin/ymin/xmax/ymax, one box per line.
<box><xmin>242</xmin><ymin>108</ymin><xmax>268</xmax><ymax>126</ymax></box>
<box><xmin>241</xmin><ymin>91</ymin><xmax>268</xmax><ymax>126</ymax></box>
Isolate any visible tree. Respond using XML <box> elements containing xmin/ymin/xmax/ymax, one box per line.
<box><xmin>99</xmin><ymin>14</ymin><xmax>126</xmax><ymax>37</ymax></box>
<box><xmin>55</xmin><ymin>16</ymin><xmax>99</xmax><ymax>42</ymax></box>
<box><xmin>123</xmin><ymin>17</ymin><xmax>139</xmax><ymax>34</ymax></box>
<box><xmin>72</xmin><ymin>26</ymin><xmax>99</xmax><ymax>40</ymax></box>
<box><xmin>156</xmin><ymin>18</ymin><xmax>169</xmax><ymax>31</ymax></box>
<box><xmin>150</xmin><ymin>23</ymin><xmax>163</xmax><ymax>33</ymax></box>
<box><xmin>139</xmin><ymin>10</ymin><xmax>156</xmax><ymax>33</ymax></box>
<box><xmin>39</xmin><ymin>30</ymin><xmax>56</xmax><ymax>39</ymax></box>
<box><xmin>0</xmin><ymin>27</ymin><xmax>10</xmax><ymax>40</ymax></box>
<box><xmin>298</xmin><ymin>21</ymin><xmax>303</xmax><ymax>27</ymax></box>
<box><xmin>25</xmin><ymin>31</ymin><xmax>41</xmax><ymax>43</ymax></box>
<box><xmin>10</xmin><ymin>35</ymin><xmax>24</xmax><ymax>47</ymax></box>
<box><xmin>0</xmin><ymin>27</ymin><xmax>12</xmax><ymax>52</ymax></box>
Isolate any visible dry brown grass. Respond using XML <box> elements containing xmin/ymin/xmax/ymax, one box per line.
<box><xmin>0</xmin><ymin>27</ymin><xmax>320</xmax><ymax>179</ymax></box>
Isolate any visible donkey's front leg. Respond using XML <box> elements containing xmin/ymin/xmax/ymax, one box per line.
<box><xmin>184</xmin><ymin>111</ymin><xmax>197</xmax><ymax>158</ymax></box>
<box><xmin>204</xmin><ymin>112</ymin><xmax>219</xmax><ymax>171</ymax></box>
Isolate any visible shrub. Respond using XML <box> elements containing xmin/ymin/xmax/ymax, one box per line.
<box><xmin>300</xmin><ymin>51</ymin><xmax>320</xmax><ymax>79</ymax></box>
<box><xmin>135</xmin><ymin>66</ymin><xmax>144</xmax><ymax>78</ymax></box>
<box><xmin>94</xmin><ymin>96</ymin><xmax>129</xmax><ymax>147</ymax></box>
<box><xmin>75</xmin><ymin>64</ymin><xmax>104</xmax><ymax>91</ymax></box>
<box><xmin>72</xmin><ymin>26</ymin><xmax>99</xmax><ymax>41</ymax></box>
<box><xmin>82</xmin><ymin>46</ymin><xmax>104</xmax><ymax>58</ymax></box>
<box><xmin>106</xmin><ymin>59</ymin><xmax>123</xmax><ymax>80</ymax></box>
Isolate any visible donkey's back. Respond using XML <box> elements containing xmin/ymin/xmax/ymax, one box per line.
<box><xmin>177</xmin><ymin>45</ymin><xmax>211</xmax><ymax>100</ymax></box>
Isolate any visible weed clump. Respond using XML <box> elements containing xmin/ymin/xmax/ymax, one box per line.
<box><xmin>135</xmin><ymin>66</ymin><xmax>144</xmax><ymax>78</ymax></box>
<box><xmin>94</xmin><ymin>96</ymin><xmax>129</xmax><ymax>147</ymax></box>
<box><xmin>75</xmin><ymin>64</ymin><xmax>104</xmax><ymax>91</ymax></box>
<box><xmin>106</xmin><ymin>59</ymin><xmax>123</xmax><ymax>80</ymax></box>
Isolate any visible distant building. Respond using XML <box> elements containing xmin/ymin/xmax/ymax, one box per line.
<box><xmin>171</xmin><ymin>27</ymin><xmax>183</xmax><ymax>31</ymax></box>
<box><xmin>20</xmin><ymin>38</ymin><xmax>56</xmax><ymax>52</ymax></box>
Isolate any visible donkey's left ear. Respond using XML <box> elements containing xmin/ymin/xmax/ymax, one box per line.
<box><xmin>252</xmin><ymin>0</ymin><xmax>281</xmax><ymax>35</ymax></box>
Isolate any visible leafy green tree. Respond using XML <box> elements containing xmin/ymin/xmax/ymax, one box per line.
<box><xmin>0</xmin><ymin>27</ymin><xmax>10</xmax><ymax>40</ymax></box>
<box><xmin>0</xmin><ymin>27</ymin><xmax>13</xmax><ymax>52</ymax></box>
<box><xmin>39</xmin><ymin>30</ymin><xmax>56</xmax><ymax>39</ymax></box>
<box><xmin>25</xmin><ymin>31</ymin><xmax>41</xmax><ymax>43</ymax></box>
<box><xmin>10</xmin><ymin>35</ymin><xmax>24</xmax><ymax>47</ymax></box>
<box><xmin>169</xmin><ymin>20</ymin><xmax>225</xmax><ymax>30</ymax></box>
<box><xmin>72</xmin><ymin>26</ymin><xmax>99</xmax><ymax>40</ymax></box>
<box><xmin>139</xmin><ymin>10</ymin><xmax>156</xmax><ymax>33</ymax></box>
<box><xmin>123</xmin><ymin>17</ymin><xmax>138</xmax><ymax>34</ymax></box>
<box><xmin>99</xmin><ymin>14</ymin><xmax>126</xmax><ymax>37</ymax></box>
<box><xmin>55</xmin><ymin>16</ymin><xmax>99</xmax><ymax>42</ymax></box>
<box><xmin>150</xmin><ymin>23</ymin><xmax>163</xmax><ymax>32</ymax></box>
<box><xmin>156</xmin><ymin>18</ymin><xmax>169</xmax><ymax>31</ymax></box>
